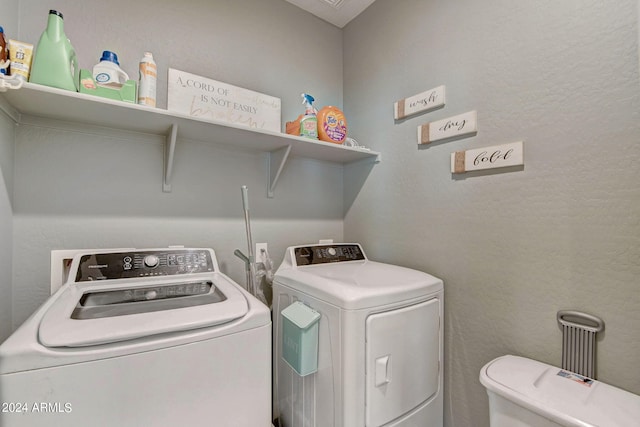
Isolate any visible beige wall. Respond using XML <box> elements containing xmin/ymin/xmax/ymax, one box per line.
<box><xmin>343</xmin><ymin>1</ymin><xmax>640</xmax><ymax>426</ymax></box>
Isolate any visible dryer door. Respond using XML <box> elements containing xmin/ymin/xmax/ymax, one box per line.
<box><xmin>365</xmin><ymin>298</ymin><xmax>440</xmax><ymax>426</ymax></box>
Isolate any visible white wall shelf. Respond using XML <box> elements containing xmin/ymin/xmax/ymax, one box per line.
<box><xmin>0</xmin><ymin>83</ymin><xmax>380</xmax><ymax>195</ymax></box>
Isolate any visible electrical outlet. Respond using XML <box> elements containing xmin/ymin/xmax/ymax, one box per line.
<box><xmin>255</xmin><ymin>243</ymin><xmax>268</xmax><ymax>264</ymax></box>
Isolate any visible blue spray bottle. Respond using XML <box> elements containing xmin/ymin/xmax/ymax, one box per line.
<box><xmin>299</xmin><ymin>93</ymin><xmax>318</xmax><ymax>139</ymax></box>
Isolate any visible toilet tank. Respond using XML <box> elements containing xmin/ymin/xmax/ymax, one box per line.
<box><xmin>479</xmin><ymin>355</ymin><xmax>640</xmax><ymax>427</ymax></box>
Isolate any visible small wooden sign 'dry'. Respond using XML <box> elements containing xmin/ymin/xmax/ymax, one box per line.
<box><xmin>394</xmin><ymin>85</ymin><xmax>445</xmax><ymax>120</ymax></box>
<box><xmin>451</xmin><ymin>141</ymin><xmax>524</xmax><ymax>174</ymax></box>
<box><xmin>418</xmin><ymin>110</ymin><xmax>477</xmax><ymax>145</ymax></box>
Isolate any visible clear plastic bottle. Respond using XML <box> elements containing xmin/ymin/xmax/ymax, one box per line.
<box><xmin>299</xmin><ymin>93</ymin><xmax>318</xmax><ymax>139</ymax></box>
<box><xmin>138</xmin><ymin>52</ymin><xmax>157</xmax><ymax>107</ymax></box>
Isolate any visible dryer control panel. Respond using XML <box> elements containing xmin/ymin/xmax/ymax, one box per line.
<box><xmin>74</xmin><ymin>249</ymin><xmax>214</xmax><ymax>282</ymax></box>
<box><xmin>294</xmin><ymin>244</ymin><xmax>366</xmax><ymax>266</ymax></box>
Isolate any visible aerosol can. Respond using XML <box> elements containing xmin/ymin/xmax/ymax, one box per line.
<box><xmin>138</xmin><ymin>52</ymin><xmax>157</xmax><ymax>107</ymax></box>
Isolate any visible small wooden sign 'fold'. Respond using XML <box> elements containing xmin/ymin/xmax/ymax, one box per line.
<box><xmin>451</xmin><ymin>141</ymin><xmax>524</xmax><ymax>174</ymax></box>
<box><xmin>418</xmin><ymin>110</ymin><xmax>477</xmax><ymax>145</ymax></box>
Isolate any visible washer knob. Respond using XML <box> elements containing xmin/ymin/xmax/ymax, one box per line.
<box><xmin>328</xmin><ymin>247</ymin><xmax>337</xmax><ymax>256</ymax></box>
<box><xmin>144</xmin><ymin>255</ymin><xmax>159</xmax><ymax>268</ymax></box>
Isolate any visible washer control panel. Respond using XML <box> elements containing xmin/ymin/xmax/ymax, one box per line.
<box><xmin>294</xmin><ymin>244</ymin><xmax>366</xmax><ymax>266</ymax></box>
<box><xmin>74</xmin><ymin>249</ymin><xmax>214</xmax><ymax>282</ymax></box>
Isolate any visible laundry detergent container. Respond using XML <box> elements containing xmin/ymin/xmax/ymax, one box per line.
<box><xmin>480</xmin><ymin>355</ymin><xmax>640</xmax><ymax>427</ymax></box>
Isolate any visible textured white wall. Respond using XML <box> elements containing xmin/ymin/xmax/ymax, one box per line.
<box><xmin>0</xmin><ymin>113</ymin><xmax>14</xmax><ymax>342</ymax></box>
<box><xmin>343</xmin><ymin>1</ymin><xmax>640</xmax><ymax>426</ymax></box>
<box><xmin>0</xmin><ymin>0</ymin><xmax>19</xmax><ymax>36</ymax></box>
<box><xmin>18</xmin><ymin>0</ymin><xmax>344</xmax><ymax>118</ymax></box>
<box><xmin>11</xmin><ymin>122</ymin><xmax>345</xmax><ymax>328</ymax></box>
<box><xmin>0</xmin><ymin>0</ymin><xmax>19</xmax><ymax>345</ymax></box>
<box><xmin>6</xmin><ymin>0</ymin><xmax>640</xmax><ymax>424</ymax></box>
<box><xmin>9</xmin><ymin>0</ymin><xmax>346</xmax><ymax>328</ymax></box>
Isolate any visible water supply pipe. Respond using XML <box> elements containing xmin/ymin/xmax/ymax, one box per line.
<box><xmin>241</xmin><ymin>185</ymin><xmax>256</xmax><ymax>297</ymax></box>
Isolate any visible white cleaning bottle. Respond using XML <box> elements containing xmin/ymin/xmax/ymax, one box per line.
<box><xmin>138</xmin><ymin>52</ymin><xmax>157</xmax><ymax>107</ymax></box>
<box><xmin>299</xmin><ymin>93</ymin><xmax>318</xmax><ymax>139</ymax></box>
<box><xmin>92</xmin><ymin>50</ymin><xmax>128</xmax><ymax>86</ymax></box>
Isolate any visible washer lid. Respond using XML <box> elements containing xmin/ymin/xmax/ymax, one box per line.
<box><xmin>275</xmin><ymin>261</ymin><xmax>442</xmax><ymax>310</ymax></box>
<box><xmin>480</xmin><ymin>355</ymin><xmax>640</xmax><ymax>427</ymax></box>
<box><xmin>38</xmin><ymin>273</ymin><xmax>249</xmax><ymax>347</ymax></box>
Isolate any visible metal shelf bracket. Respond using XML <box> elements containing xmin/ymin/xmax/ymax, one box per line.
<box><xmin>267</xmin><ymin>144</ymin><xmax>292</xmax><ymax>198</ymax></box>
<box><xmin>163</xmin><ymin>123</ymin><xmax>178</xmax><ymax>193</ymax></box>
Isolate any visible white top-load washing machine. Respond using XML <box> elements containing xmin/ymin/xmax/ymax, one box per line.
<box><xmin>0</xmin><ymin>248</ymin><xmax>272</xmax><ymax>427</ymax></box>
<box><xmin>272</xmin><ymin>243</ymin><xmax>444</xmax><ymax>427</ymax></box>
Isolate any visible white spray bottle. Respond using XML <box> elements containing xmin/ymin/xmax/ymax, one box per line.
<box><xmin>299</xmin><ymin>93</ymin><xmax>318</xmax><ymax>139</ymax></box>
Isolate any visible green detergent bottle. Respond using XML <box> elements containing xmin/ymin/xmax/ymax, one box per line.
<box><xmin>29</xmin><ymin>10</ymin><xmax>79</xmax><ymax>92</ymax></box>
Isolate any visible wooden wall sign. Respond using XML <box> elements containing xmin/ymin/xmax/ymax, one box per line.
<box><xmin>418</xmin><ymin>110</ymin><xmax>477</xmax><ymax>145</ymax></box>
<box><xmin>451</xmin><ymin>141</ymin><xmax>524</xmax><ymax>174</ymax></box>
<box><xmin>167</xmin><ymin>68</ymin><xmax>281</xmax><ymax>132</ymax></box>
<box><xmin>394</xmin><ymin>85</ymin><xmax>445</xmax><ymax>120</ymax></box>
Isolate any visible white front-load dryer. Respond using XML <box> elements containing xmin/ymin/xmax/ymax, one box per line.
<box><xmin>0</xmin><ymin>248</ymin><xmax>272</xmax><ymax>427</ymax></box>
<box><xmin>272</xmin><ymin>243</ymin><xmax>444</xmax><ymax>427</ymax></box>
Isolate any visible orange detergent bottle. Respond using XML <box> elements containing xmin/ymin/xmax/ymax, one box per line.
<box><xmin>317</xmin><ymin>106</ymin><xmax>347</xmax><ymax>144</ymax></box>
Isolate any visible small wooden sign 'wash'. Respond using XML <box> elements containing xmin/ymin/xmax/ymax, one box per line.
<box><xmin>394</xmin><ymin>85</ymin><xmax>445</xmax><ymax>120</ymax></box>
<box><xmin>451</xmin><ymin>141</ymin><xmax>524</xmax><ymax>174</ymax></box>
<box><xmin>418</xmin><ymin>110</ymin><xmax>477</xmax><ymax>145</ymax></box>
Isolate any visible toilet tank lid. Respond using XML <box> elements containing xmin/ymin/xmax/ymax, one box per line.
<box><xmin>479</xmin><ymin>355</ymin><xmax>640</xmax><ymax>427</ymax></box>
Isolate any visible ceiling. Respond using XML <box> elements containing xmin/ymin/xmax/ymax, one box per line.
<box><xmin>284</xmin><ymin>0</ymin><xmax>377</xmax><ymax>28</ymax></box>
